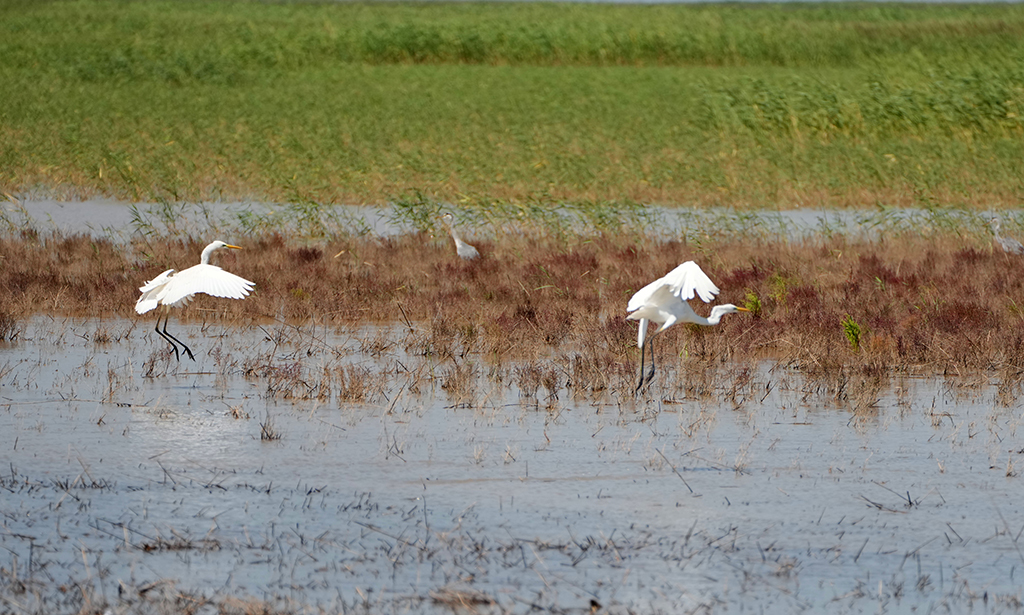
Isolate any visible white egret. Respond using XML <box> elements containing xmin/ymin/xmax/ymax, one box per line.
<box><xmin>626</xmin><ymin>261</ymin><xmax>749</xmax><ymax>394</ymax></box>
<box><xmin>990</xmin><ymin>217</ymin><xmax>1024</xmax><ymax>255</ymax></box>
<box><xmin>441</xmin><ymin>212</ymin><xmax>480</xmax><ymax>260</ymax></box>
<box><xmin>135</xmin><ymin>240</ymin><xmax>255</xmax><ymax>361</ymax></box>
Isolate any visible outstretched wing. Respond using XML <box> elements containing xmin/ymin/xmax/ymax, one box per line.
<box><xmin>157</xmin><ymin>264</ymin><xmax>255</xmax><ymax>307</ymax></box>
<box><xmin>627</xmin><ymin>283</ymin><xmax>680</xmax><ymax>321</ymax></box>
<box><xmin>627</xmin><ymin>261</ymin><xmax>718</xmax><ymax>313</ymax></box>
<box><xmin>135</xmin><ymin>269</ymin><xmax>176</xmax><ymax>314</ymax></box>
<box><xmin>661</xmin><ymin>261</ymin><xmax>719</xmax><ymax>303</ymax></box>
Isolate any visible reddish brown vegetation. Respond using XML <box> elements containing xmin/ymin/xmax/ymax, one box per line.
<box><xmin>2</xmin><ymin>230</ymin><xmax>1023</xmax><ymax>381</ymax></box>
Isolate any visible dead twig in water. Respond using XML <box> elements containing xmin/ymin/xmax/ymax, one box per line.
<box><xmin>655</xmin><ymin>447</ymin><xmax>693</xmax><ymax>494</ymax></box>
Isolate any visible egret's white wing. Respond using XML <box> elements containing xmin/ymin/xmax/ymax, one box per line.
<box><xmin>661</xmin><ymin>261</ymin><xmax>719</xmax><ymax>303</ymax></box>
<box><xmin>627</xmin><ymin>283</ymin><xmax>676</xmax><ymax>321</ymax></box>
<box><xmin>135</xmin><ymin>269</ymin><xmax>176</xmax><ymax>314</ymax></box>
<box><xmin>627</xmin><ymin>261</ymin><xmax>719</xmax><ymax>313</ymax></box>
<box><xmin>157</xmin><ymin>264</ymin><xmax>255</xmax><ymax>307</ymax></box>
<box><xmin>632</xmin><ymin>284</ymin><xmax>700</xmax><ymax>324</ymax></box>
<box><xmin>628</xmin><ymin>276</ymin><xmax>671</xmax><ymax>313</ymax></box>
<box><xmin>139</xmin><ymin>269</ymin><xmax>175</xmax><ymax>293</ymax></box>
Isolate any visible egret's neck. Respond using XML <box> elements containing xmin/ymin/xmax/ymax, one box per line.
<box><xmin>200</xmin><ymin>243</ymin><xmax>217</xmax><ymax>265</ymax></box>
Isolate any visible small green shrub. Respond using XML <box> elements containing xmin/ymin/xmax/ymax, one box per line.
<box><xmin>744</xmin><ymin>290</ymin><xmax>762</xmax><ymax>317</ymax></box>
<box><xmin>842</xmin><ymin>314</ymin><xmax>862</xmax><ymax>351</ymax></box>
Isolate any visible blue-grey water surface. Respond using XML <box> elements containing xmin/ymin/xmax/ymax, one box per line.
<box><xmin>2</xmin><ymin>316</ymin><xmax>1023</xmax><ymax>613</ymax></box>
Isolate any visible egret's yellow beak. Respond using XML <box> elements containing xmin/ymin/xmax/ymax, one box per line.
<box><xmin>736</xmin><ymin>306</ymin><xmax>751</xmax><ymax>312</ymax></box>
<box><xmin>225</xmin><ymin>244</ymin><xmax>242</xmax><ymax>250</ymax></box>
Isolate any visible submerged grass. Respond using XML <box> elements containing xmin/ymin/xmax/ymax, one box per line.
<box><xmin>1</xmin><ymin>1</ymin><xmax>1023</xmax><ymax>207</ymax></box>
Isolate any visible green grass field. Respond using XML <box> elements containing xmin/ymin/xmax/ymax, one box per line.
<box><xmin>1</xmin><ymin>0</ymin><xmax>1023</xmax><ymax>208</ymax></box>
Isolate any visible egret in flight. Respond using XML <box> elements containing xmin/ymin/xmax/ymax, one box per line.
<box><xmin>990</xmin><ymin>217</ymin><xmax>1024</xmax><ymax>255</ymax></box>
<box><xmin>441</xmin><ymin>212</ymin><xmax>480</xmax><ymax>260</ymax></box>
<box><xmin>135</xmin><ymin>240</ymin><xmax>255</xmax><ymax>361</ymax></box>
<box><xmin>627</xmin><ymin>261</ymin><xmax>748</xmax><ymax>394</ymax></box>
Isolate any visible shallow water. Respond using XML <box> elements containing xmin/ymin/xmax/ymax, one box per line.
<box><xmin>2</xmin><ymin>317</ymin><xmax>1024</xmax><ymax>613</ymax></box>
<box><xmin>6</xmin><ymin>198</ymin><xmax>1008</xmax><ymax>244</ymax></box>
<box><xmin>4</xmin><ymin>199</ymin><xmax>404</xmax><ymax>238</ymax></box>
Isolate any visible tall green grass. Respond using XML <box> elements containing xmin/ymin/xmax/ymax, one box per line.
<box><xmin>4</xmin><ymin>1</ymin><xmax>1023</xmax><ymax>74</ymax></box>
<box><xmin>1</xmin><ymin>0</ymin><xmax>1022</xmax><ymax>207</ymax></box>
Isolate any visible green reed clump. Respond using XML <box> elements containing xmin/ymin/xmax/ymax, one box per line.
<box><xmin>743</xmin><ymin>291</ymin><xmax>763</xmax><ymax>318</ymax></box>
<box><xmin>842</xmin><ymin>315</ymin><xmax>862</xmax><ymax>352</ymax></box>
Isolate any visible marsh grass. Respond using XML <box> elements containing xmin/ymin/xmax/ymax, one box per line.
<box><xmin>0</xmin><ymin>310</ymin><xmax>20</xmax><ymax>342</ymax></box>
<box><xmin>441</xmin><ymin>362</ymin><xmax>478</xmax><ymax>406</ymax></box>
<box><xmin>259</xmin><ymin>411</ymin><xmax>282</xmax><ymax>441</ymax></box>
<box><xmin>10</xmin><ymin>220</ymin><xmax>1024</xmax><ymax>408</ymax></box>
<box><xmin>514</xmin><ymin>361</ymin><xmax>543</xmax><ymax>401</ymax></box>
<box><xmin>142</xmin><ymin>350</ymin><xmax>175</xmax><ymax>378</ymax></box>
<box><xmin>2</xmin><ymin>2</ymin><xmax>1023</xmax><ymax>207</ymax></box>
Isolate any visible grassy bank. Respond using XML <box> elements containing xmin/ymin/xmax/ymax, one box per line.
<box><xmin>1</xmin><ymin>1</ymin><xmax>1023</xmax><ymax>207</ymax></box>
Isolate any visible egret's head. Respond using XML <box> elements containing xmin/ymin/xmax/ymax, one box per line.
<box><xmin>212</xmin><ymin>240</ymin><xmax>242</xmax><ymax>251</ymax></box>
<box><xmin>441</xmin><ymin>212</ymin><xmax>454</xmax><ymax>225</ymax></box>
<box><xmin>713</xmin><ymin>304</ymin><xmax>750</xmax><ymax>317</ymax></box>
<box><xmin>201</xmin><ymin>240</ymin><xmax>242</xmax><ymax>264</ymax></box>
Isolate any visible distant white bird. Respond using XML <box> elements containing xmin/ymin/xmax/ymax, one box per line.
<box><xmin>441</xmin><ymin>212</ymin><xmax>480</xmax><ymax>260</ymax></box>
<box><xmin>626</xmin><ymin>261</ymin><xmax>748</xmax><ymax>394</ymax></box>
<box><xmin>990</xmin><ymin>217</ymin><xmax>1024</xmax><ymax>255</ymax></box>
<box><xmin>135</xmin><ymin>240</ymin><xmax>255</xmax><ymax>361</ymax></box>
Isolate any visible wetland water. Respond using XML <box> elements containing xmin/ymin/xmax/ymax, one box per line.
<box><xmin>5</xmin><ymin>198</ymin><xmax>1008</xmax><ymax>242</ymax></box>
<box><xmin>2</xmin><ymin>317</ymin><xmax>1023</xmax><ymax>613</ymax></box>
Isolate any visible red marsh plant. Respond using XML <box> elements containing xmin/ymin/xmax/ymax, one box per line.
<box><xmin>2</xmin><ymin>229</ymin><xmax>1024</xmax><ymax>390</ymax></box>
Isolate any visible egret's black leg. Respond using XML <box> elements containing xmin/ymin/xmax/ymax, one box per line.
<box><xmin>154</xmin><ymin>313</ymin><xmax>180</xmax><ymax>361</ymax></box>
<box><xmin>642</xmin><ymin>337</ymin><xmax>656</xmax><ymax>390</ymax></box>
<box><xmin>161</xmin><ymin>314</ymin><xmax>195</xmax><ymax>361</ymax></box>
<box><xmin>635</xmin><ymin>337</ymin><xmax>657</xmax><ymax>396</ymax></box>
<box><xmin>635</xmin><ymin>339</ymin><xmax>647</xmax><ymax>396</ymax></box>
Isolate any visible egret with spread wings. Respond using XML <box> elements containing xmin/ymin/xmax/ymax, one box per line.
<box><xmin>627</xmin><ymin>261</ymin><xmax>748</xmax><ymax>394</ymax></box>
<box><xmin>136</xmin><ymin>240</ymin><xmax>255</xmax><ymax>361</ymax></box>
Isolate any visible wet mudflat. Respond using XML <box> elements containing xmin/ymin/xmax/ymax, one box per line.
<box><xmin>1</xmin><ymin>317</ymin><xmax>1023</xmax><ymax>614</ymax></box>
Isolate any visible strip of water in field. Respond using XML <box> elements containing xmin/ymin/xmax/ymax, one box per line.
<box><xmin>5</xmin><ymin>198</ymin><xmax>1009</xmax><ymax>245</ymax></box>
